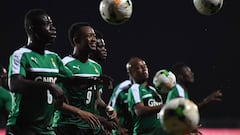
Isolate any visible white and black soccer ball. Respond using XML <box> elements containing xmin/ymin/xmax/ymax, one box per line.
<box><xmin>193</xmin><ymin>0</ymin><xmax>224</xmax><ymax>16</ymax></box>
<box><xmin>99</xmin><ymin>0</ymin><xmax>133</xmax><ymax>25</ymax></box>
<box><xmin>153</xmin><ymin>69</ymin><xmax>176</xmax><ymax>93</ymax></box>
<box><xmin>160</xmin><ymin>98</ymin><xmax>200</xmax><ymax>135</ymax></box>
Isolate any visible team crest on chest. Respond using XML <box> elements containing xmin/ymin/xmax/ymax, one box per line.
<box><xmin>51</xmin><ymin>58</ymin><xmax>57</xmax><ymax>68</ymax></box>
<box><xmin>93</xmin><ymin>65</ymin><xmax>99</xmax><ymax>74</ymax></box>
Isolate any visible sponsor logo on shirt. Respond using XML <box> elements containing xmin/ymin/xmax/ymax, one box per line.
<box><xmin>31</xmin><ymin>57</ymin><xmax>38</xmax><ymax>64</ymax></box>
<box><xmin>148</xmin><ymin>99</ymin><xmax>162</xmax><ymax>107</ymax></box>
<box><xmin>72</xmin><ymin>65</ymin><xmax>80</xmax><ymax>70</ymax></box>
<box><xmin>34</xmin><ymin>76</ymin><xmax>57</xmax><ymax>83</ymax></box>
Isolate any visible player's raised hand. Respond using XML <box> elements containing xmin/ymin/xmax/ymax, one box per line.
<box><xmin>99</xmin><ymin>74</ymin><xmax>114</xmax><ymax>89</ymax></box>
<box><xmin>77</xmin><ymin>110</ymin><xmax>101</xmax><ymax>128</ymax></box>
<box><xmin>203</xmin><ymin>89</ymin><xmax>223</xmax><ymax>103</ymax></box>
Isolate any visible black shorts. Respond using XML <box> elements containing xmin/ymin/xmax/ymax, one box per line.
<box><xmin>6</xmin><ymin>125</ymin><xmax>41</xmax><ymax>135</ymax></box>
<box><xmin>54</xmin><ymin>125</ymin><xmax>95</xmax><ymax>135</ymax></box>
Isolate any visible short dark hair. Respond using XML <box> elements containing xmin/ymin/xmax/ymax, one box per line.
<box><xmin>95</xmin><ymin>30</ymin><xmax>104</xmax><ymax>39</ymax></box>
<box><xmin>0</xmin><ymin>64</ymin><xmax>5</xmax><ymax>75</ymax></box>
<box><xmin>170</xmin><ymin>62</ymin><xmax>187</xmax><ymax>76</ymax></box>
<box><xmin>126</xmin><ymin>57</ymin><xmax>144</xmax><ymax>72</ymax></box>
<box><xmin>24</xmin><ymin>8</ymin><xmax>48</xmax><ymax>34</ymax></box>
<box><xmin>68</xmin><ymin>22</ymin><xmax>91</xmax><ymax>47</ymax></box>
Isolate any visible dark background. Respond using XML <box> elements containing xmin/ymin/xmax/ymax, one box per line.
<box><xmin>1</xmin><ymin>0</ymin><xmax>239</xmax><ymax>127</ymax></box>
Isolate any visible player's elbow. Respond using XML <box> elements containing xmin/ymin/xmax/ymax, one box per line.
<box><xmin>133</xmin><ymin>104</ymin><xmax>147</xmax><ymax>117</ymax></box>
<box><xmin>9</xmin><ymin>75</ymin><xmax>24</xmax><ymax>92</ymax></box>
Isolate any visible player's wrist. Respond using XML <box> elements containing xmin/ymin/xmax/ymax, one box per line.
<box><xmin>106</xmin><ymin>105</ymin><xmax>114</xmax><ymax>112</ymax></box>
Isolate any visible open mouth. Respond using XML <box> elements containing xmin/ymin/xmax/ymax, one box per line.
<box><xmin>50</xmin><ymin>34</ymin><xmax>56</xmax><ymax>38</ymax></box>
<box><xmin>50</xmin><ymin>30</ymin><xmax>56</xmax><ymax>37</ymax></box>
<box><xmin>90</xmin><ymin>43</ymin><xmax>97</xmax><ymax>49</ymax></box>
<box><xmin>103</xmin><ymin>52</ymin><xmax>107</xmax><ymax>56</ymax></box>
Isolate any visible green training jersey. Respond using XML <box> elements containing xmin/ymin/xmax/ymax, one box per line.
<box><xmin>128</xmin><ymin>84</ymin><xmax>166</xmax><ymax>135</ymax></box>
<box><xmin>7</xmin><ymin>47</ymin><xmax>72</xmax><ymax>135</ymax></box>
<box><xmin>109</xmin><ymin>80</ymin><xmax>133</xmax><ymax>135</ymax></box>
<box><xmin>0</xmin><ymin>86</ymin><xmax>12</xmax><ymax>128</ymax></box>
<box><xmin>0</xmin><ymin>86</ymin><xmax>12</xmax><ymax>112</ymax></box>
<box><xmin>166</xmin><ymin>84</ymin><xmax>189</xmax><ymax>103</ymax></box>
<box><xmin>57</xmin><ymin>56</ymin><xmax>102</xmax><ymax>129</ymax></box>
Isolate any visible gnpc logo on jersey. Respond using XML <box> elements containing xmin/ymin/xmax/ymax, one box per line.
<box><xmin>35</xmin><ymin>76</ymin><xmax>57</xmax><ymax>83</ymax></box>
<box><xmin>148</xmin><ymin>99</ymin><xmax>162</xmax><ymax>107</ymax></box>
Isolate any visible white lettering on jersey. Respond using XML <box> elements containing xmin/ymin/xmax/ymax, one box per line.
<box><xmin>35</xmin><ymin>76</ymin><xmax>57</xmax><ymax>83</ymax></box>
<box><xmin>148</xmin><ymin>99</ymin><xmax>162</xmax><ymax>107</ymax></box>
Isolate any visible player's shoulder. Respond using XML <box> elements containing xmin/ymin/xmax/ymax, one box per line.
<box><xmin>148</xmin><ymin>85</ymin><xmax>157</xmax><ymax>91</ymax></box>
<box><xmin>118</xmin><ymin>80</ymin><xmax>132</xmax><ymax>89</ymax></box>
<box><xmin>89</xmin><ymin>58</ymin><xmax>101</xmax><ymax>66</ymax></box>
<box><xmin>130</xmin><ymin>83</ymin><xmax>141</xmax><ymax>90</ymax></box>
<box><xmin>113</xmin><ymin>80</ymin><xmax>132</xmax><ymax>94</ymax></box>
<box><xmin>62</xmin><ymin>55</ymin><xmax>75</xmax><ymax>65</ymax></box>
<box><xmin>175</xmin><ymin>84</ymin><xmax>184</xmax><ymax>91</ymax></box>
<box><xmin>45</xmin><ymin>50</ymin><xmax>59</xmax><ymax>55</ymax></box>
<box><xmin>12</xmin><ymin>46</ymin><xmax>31</xmax><ymax>55</ymax></box>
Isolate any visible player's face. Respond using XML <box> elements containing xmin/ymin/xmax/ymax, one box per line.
<box><xmin>78</xmin><ymin>26</ymin><xmax>97</xmax><ymax>52</ymax></box>
<box><xmin>0</xmin><ymin>68</ymin><xmax>8</xmax><ymax>89</ymax></box>
<box><xmin>181</xmin><ymin>66</ymin><xmax>194</xmax><ymax>83</ymax></box>
<box><xmin>96</xmin><ymin>38</ymin><xmax>107</xmax><ymax>60</ymax></box>
<box><xmin>33</xmin><ymin>15</ymin><xmax>56</xmax><ymax>44</ymax></box>
<box><xmin>130</xmin><ymin>59</ymin><xmax>149</xmax><ymax>83</ymax></box>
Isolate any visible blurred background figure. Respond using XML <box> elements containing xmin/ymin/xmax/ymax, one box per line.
<box><xmin>89</xmin><ymin>30</ymin><xmax>107</xmax><ymax>62</ymax></box>
<box><xmin>167</xmin><ymin>62</ymin><xmax>222</xmax><ymax>109</ymax></box>
<box><xmin>108</xmin><ymin>61</ymin><xmax>133</xmax><ymax>135</ymax></box>
<box><xmin>0</xmin><ymin>64</ymin><xmax>12</xmax><ymax>129</ymax></box>
<box><xmin>166</xmin><ymin>62</ymin><xmax>223</xmax><ymax>135</ymax></box>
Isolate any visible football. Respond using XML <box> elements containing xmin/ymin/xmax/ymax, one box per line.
<box><xmin>193</xmin><ymin>0</ymin><xmax>224</xmax><ymax>16</ymax></box>
<box><xmin>99</xmin><ymin>0</ymin><xmax>133</xmax><ymax>25</ymax></box>
<box><xmin>153</xmin><ymin>69</ymin><xmax>176</xmax><ymax>93</ymax></box>
<box><xmin>160</xmin><ymin>98</ymin><xmax>200</xmax><ymax>135</ymax></box>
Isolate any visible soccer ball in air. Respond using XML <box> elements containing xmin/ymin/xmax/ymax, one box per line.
<box><xmin>160</xmin><ymin>98</ymin><xmax>200</xmax><ymax>135</ymax></box>
<box><xmin>193</xmin><ymin>0</ymin><xmax>224</xmax><ymax>16</ymax></box>
<box><xmin>153</xmin><ymin>69</ymin><xmax>176</xmax><ymax>93</ymax></box>
<box><xmin>99</xmin><ymin>0</ymin><xmax>133</xmax><ymax>25</ymax></box>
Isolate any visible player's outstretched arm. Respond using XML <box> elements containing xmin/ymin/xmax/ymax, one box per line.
<box><xmin>10</xmin><ymin>74</ymin><xmax>65</xmax><ymax>108</ymax></box>
<box><xmin>133</xmin><ymin>102</ymin><xmax>164</xmax><ymax>117</ymax></box>
<box><xmin>198</xmin><ymin>89</ymin><xmax>223</xmax><ymax>109</ymax></box>
<box><xmin>60</xmin><ymin>103</ymin><xmax>101</xmax><ymax>128</ymax></box>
